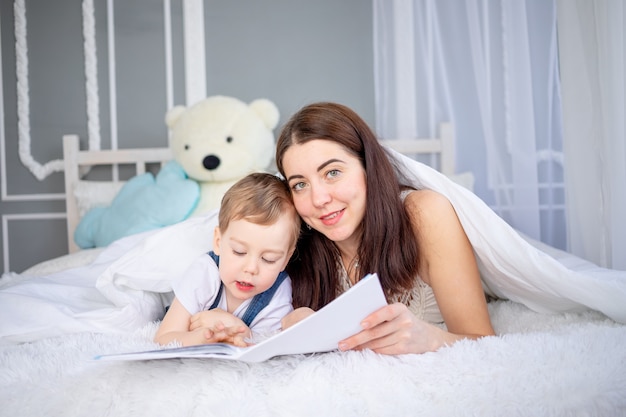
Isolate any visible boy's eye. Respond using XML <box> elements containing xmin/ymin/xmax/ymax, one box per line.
<box><xmin>232</xmin><ymin>249</ymin><xmax>245</xmax><ymax>256</ymax></box>
<box><xmin>262</xmin><ymin>258</ymin><xmax>278</xmax><ymax>264</ymax></box>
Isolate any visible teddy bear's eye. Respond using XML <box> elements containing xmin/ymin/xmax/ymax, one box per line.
<box><xmin>184</xmin><ymin>144</ymin><xmax>190</xmax><ymax>150</ymax></box>
<box><xmin>226</xmin><ymin>136</ymin><xmax>233</xmax><ymax>143</ymax></box>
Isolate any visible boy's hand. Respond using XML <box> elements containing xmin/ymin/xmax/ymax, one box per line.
<box><xmin>190</xmin><ymin>309</ymin><xmax>251</xmax><ymax>346</ymax></box>
<box><xmin>281</xmin><ymin>307</ymin><xmax>315</xmax><ymax>329</ymax></box>
<box><xmin>199</xmin><ymin>322</ymin><xmax>249</xmax><ymax>347</ymax></box>
<box><xmin>189</xmin><ymin>308</ymin><xmax>245</xmax><ymax>330</ymax></box>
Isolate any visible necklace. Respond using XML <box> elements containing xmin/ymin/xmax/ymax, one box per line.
<box><xmin>340</xmin><ymin>252</ymin><xmax>360</xmax><ymax>273</ymax></box>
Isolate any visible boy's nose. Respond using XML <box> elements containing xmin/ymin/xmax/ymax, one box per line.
<box><xmin>243</xmin><ymin>257</ymin><xmax>259</xmax><ymax>275</ymax></box>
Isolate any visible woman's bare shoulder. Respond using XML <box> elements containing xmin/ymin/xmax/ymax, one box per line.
<box><xmin>403</xmin><ymin>189</ymin><xmax>462</xmax><ymax>241</ymax></box>
<box><xmin>404</xmin><ymin>189</ymin><xmax>453</xmax><ymax>217</ymax></box>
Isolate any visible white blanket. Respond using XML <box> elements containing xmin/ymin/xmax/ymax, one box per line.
<box><xmin>1</xmin><ymin>152</ymin><xmax>625</xmax><ymax>344</ymax></box>
<box><xmin>391</xmin><ymin>149</ymin><xmax>626</xmax><ymax>322</ymax></box>
<box><xmin>0</xmin><ymin>214</ymin><xmax>218</xmax><ymax>343</ymax></box>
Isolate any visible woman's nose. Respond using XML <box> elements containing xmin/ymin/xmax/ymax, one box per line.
<box><xmin>311</xmin><ymin>184</ymin><xmax>331</xmax><ymax>207</ymax></box>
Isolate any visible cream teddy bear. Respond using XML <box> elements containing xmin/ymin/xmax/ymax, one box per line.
<box><xmin>165</xmin><ymin>95</ymin><xmax>280</xmax><ymax>215</ymax></box>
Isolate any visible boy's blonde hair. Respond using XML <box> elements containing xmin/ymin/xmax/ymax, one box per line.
<box><xmin>218</xmin><ymin>173</ymin><xmax>301</xmax><ymax>247</ymax></box>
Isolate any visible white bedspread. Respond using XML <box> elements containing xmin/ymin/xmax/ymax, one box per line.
<box><xmin>1</xmin><ymin>152</ymin><xmax>625</xmax><ymax>345</ymax></box>
<box><xmin>0</xmin><ymin>214</ymin><xmax>217</xmax><ymax>343</ymax></box>
<box><xmin>391</xmin><ymin>149</ymin><xmax>626</xmax><ymax>322</ymax></box>
<box><xmin>1</xmin><ymin>301</ymin><xmax>624</xmax><ymax>417</ymax></box>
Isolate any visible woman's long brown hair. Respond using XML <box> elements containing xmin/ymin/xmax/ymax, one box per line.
<box><xmin>276</xmin><ymin>102</ymin><xmax>420</xmax><ymax>310</ymax></box>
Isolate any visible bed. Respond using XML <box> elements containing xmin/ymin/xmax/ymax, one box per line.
<box><xmin>1</xmin><ymin>125</ymin><xmax>625</xmax><ymax>417</ymax></box>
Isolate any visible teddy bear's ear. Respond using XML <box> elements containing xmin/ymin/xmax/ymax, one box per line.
<box><xmin>249</xmin><ymin>99</ymin><xmax>280</xmax><ymax>130</ymax></box>
<box><xmin>165</xmin><ymin>105</ymin><xmax>187</xmax><ymax>129</ymax></box>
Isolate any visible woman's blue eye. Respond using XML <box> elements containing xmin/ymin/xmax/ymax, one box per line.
<box><xmin>327</xmin><ymin>169</ymin><xmax>340</xmax><ymax>178</ymax></box>
<box><xmin>292</xmin><ymin>182</ymin><xmax>306</xmax><ymax>191</ymax></box>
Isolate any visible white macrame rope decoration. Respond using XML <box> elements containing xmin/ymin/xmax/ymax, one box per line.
<box><xmin>13</xmin><ymin>0</ymin><xmax>102</xmax><ymax>181</ymax></box>
<box><xmin>14</xmin><ymin>0</ymin><xmax>64</xmax><ymax>180</ymax></box>
<box><xmin>83</xmin><ymin>0</ymin><xmax>101</xmax><ymax>151</ymax></box>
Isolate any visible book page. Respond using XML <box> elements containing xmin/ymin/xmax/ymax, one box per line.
<box><xmin>96</xmin><ymin>273</ymin><xmax>387</xmax><ymax>362</ymax></box>
<box><xmin>239</xmin><ymin>273</ymin><xmax>387</xmax><ymax>362</ymax></box>
<box><xmin>95</xmin><ymin>342</ymin><xmax>243</xmax><ymax>361</ymax></box>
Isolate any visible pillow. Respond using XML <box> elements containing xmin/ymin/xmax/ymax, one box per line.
<box><xmin>74</xmin><ymin>181</ymin><xmax>126</xmax><ymax>218</ymax></box>
<box><xmin>74</xmin><ymin>161</ymin><xmax>200</xmax><ymax>249</ymax></box>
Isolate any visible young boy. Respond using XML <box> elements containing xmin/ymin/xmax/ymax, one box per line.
<box><xmin>154</xmin><ymin>173</ymin><xmax>301</xmax><ymax>347</ymax></box>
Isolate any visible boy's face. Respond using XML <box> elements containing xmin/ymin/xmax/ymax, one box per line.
<box><xmin>213</xmin><ymin>217</ymin><xmax>294</xmax><ymax>303</ymax></box>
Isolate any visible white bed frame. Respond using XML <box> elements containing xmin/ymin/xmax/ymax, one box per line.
<box><xmin>379</xmin><ymin>123</ymin><xmax>455</xmax><ymax>177</ymax></box>
<box><xmin>62</xmin><ymin>123</ymin><xmax>456</xmax><ymax>253</ymax></box>
<box><xmin>62</xmin><ymin>135</ymin><xmax>173</xmax><ymax>253</ymax></box>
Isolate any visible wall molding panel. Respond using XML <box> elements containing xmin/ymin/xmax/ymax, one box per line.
<box><xmin>2</xmin><ymin>213</ymin><xmax>66</xmax><ymax>273</ymax></box>
<box><xmin>0</xmin><ymin>0</ymin><xmax>192</xmax><ymax>272</ymax></box>
<box><xmin>13</xmin><ymin>0</ymin><xmax>65</xmax><ymax>181</ymax></box>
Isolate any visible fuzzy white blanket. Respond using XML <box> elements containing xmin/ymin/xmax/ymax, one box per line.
<box><xmin>1</xmin><ymin>299</ymin><xmax>625</xmax><ymax>417</ymax></box>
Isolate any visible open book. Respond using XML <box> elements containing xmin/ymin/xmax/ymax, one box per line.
<box><xmin>95</xmin><ymin>273</ymin><xmax>387</xmax><ymax>363</ymax></box>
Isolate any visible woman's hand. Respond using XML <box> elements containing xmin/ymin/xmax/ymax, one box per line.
<box><xmin>337</xmin><ymin>303</ymin><xmax>452</xmax><ymax>354</ymax></box>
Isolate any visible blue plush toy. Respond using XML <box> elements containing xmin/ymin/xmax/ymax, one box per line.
<box><xmin>74</xmin><ymin>160</ymin><xmax>199</xmax><ymax>249</ymax></box>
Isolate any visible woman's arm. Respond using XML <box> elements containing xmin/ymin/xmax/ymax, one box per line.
<box><xmin>339</xmin><ymin>189</ymin><xmax>494</xmax><ymax>354</ymax></box>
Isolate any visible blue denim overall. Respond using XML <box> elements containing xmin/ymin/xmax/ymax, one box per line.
<box><xmin>207</xmin><ymin>251</ymin><xmax>288</xmax><ymax>326</ymax></box>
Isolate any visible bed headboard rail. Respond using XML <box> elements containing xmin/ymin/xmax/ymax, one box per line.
<box><xmin>63</xmin><ymin>135</ymin><xmax>173</xmax><ymax>253</ymax></box>
<box><xmin>379</xmin><ymin>122</ymin><xmax>455</xmax><ymax>176</ymax></box>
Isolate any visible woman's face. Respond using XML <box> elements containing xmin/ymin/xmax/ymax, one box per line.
<box><xmin>281</xmin><ymin>139</ymin><xmax>366</xmax><ymax>245</ymax></box>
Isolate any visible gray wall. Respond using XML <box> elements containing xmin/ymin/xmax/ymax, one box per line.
<box><xmin>0</xmin><ymin>0</ymin><xmax>374</xmax><ymax>272</ymax></box>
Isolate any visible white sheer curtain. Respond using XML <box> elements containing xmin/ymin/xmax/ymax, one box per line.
<box><xmin>373</xmin><ymin>0</ymin><xmax>566</xmax><ymax>249</ymax></box>
<box><xmin>556</xmin><ymin>0</ymin><xmax>626</xmax><ymax>269</ymax></box>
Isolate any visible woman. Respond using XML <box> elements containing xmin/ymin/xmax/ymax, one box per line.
<box><xmin>276</xmin><ymin>102</ymin><xmax>495</xmax><ymax>355</ymax></box>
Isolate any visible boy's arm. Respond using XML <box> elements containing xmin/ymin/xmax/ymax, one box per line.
<box><xmin>154</xmin><ymin>298</ymin><xmax>250</xmax><ymax>347</ymax></box>
<box><xmin>190</xmin><ymin>308</ymin><xmax>251</xmax><ymax>346</ymax></box>
<box><xmin>154</xmin><ymin>298</ymin><xmax>210</xmax><ymax>346</ymax></box>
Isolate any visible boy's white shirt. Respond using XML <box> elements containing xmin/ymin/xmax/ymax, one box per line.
<box><xmin>173</xmin><ymin>253</ymin><xmax>293</xmax><ymax>333</ymax></box>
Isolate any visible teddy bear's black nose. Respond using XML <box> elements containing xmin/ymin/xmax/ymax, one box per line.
<box><xmin>203</xmin><ymin>155</ymin><xmax>220</xmax><ymax>170</ymax></box>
